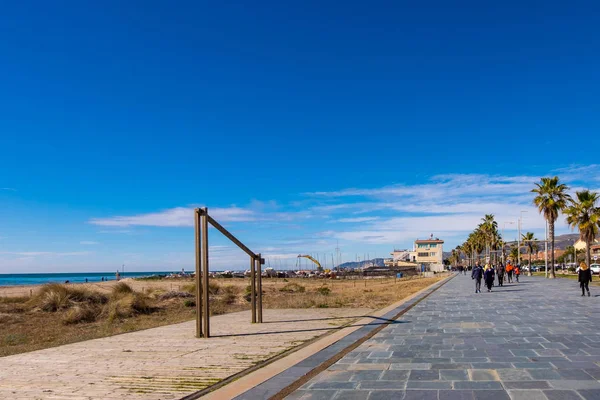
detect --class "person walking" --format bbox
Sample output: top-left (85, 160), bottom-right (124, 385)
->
top-left (578, 262), bottom-right (592, 297)
top-left (484, 264), bottom-right (495, 292)
top-left (515, 265), bottom-right (520, 283)
top-left (497, 262), bottom-right (505, 287)
top-left (506, 262), bottom-right (513, 284)
top-left (472, 263), bottom-right (483, 293)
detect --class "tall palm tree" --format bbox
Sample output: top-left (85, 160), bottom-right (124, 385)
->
top-left (472, 229), bottom-right (486, 264)
top-left (565, 190), bottom-right (600, 267)
top-left (480, 214), bottom-right (498, 262)
top-left (521, 232), bottom-right (538, 276)
top-left (509, 243), bottom-right (519, 262)
top-left (460, 242), bottom-right (472, 267)
top-left (532, 176), bottom-right (571, 278)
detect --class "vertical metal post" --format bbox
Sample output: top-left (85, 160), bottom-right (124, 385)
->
top-left (201, 207), bottom-right (210, 337)
top-left (250, 255), bottom-right (256, 323)
top-left (257, 253), bottom-right (263, 323)
top-left (194, 209), bottom-right (203, 338)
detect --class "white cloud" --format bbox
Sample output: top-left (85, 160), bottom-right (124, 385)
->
top-left (1, 187), bottom-right (17, 191)
top-left (80, 241), bottom-right (99, 245)
top-left (0, 251), bottom-right (90, 257)
top-left (335, 217), bottom-right (380, 223)
top-left (89, 206), bottom-right (256, 227)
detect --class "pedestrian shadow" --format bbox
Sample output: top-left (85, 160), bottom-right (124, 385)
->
top-left (212, 319), bottom-right (409, 338)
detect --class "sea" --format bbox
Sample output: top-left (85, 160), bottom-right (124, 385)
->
top-left (0, 272), bottom-right (182, 286)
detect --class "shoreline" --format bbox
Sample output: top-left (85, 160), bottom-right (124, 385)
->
top-left (0, 277), bottom-right (194, 298)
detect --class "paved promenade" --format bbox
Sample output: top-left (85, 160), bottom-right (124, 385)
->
top-left (0, 307), bottom-right (371, 399)
top-left (289, 274), bottom-right (600, 400)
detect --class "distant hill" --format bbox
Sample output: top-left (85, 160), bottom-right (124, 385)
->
top-left (338, 258), bottom-right (385, 269)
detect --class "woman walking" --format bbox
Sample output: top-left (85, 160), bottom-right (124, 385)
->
top-left (578, 262), bottom-right (592, 297)
top-left (497, 262), bottom-right (505, 287)
top-left (484, 264), bottom-right (495, 292)
top-left (514, 265), bottom-right (520, 283)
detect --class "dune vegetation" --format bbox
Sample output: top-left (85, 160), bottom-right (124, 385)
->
top-left (0, 275), bottom-right (442, 357)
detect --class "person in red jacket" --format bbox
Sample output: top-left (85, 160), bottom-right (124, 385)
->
top-left (506, 263), bottom-right (514, 283)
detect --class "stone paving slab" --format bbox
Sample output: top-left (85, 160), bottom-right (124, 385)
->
top-left (0, 308), bottom-right (371, 399)
top-left (286, 275), bottom-right (600, 400)
top-left (233, 275), bottom-right (453, 400)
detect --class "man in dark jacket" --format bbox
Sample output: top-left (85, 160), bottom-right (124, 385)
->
top-left (471, 263), bottom-right (483, 293)
top-left (497, 262), bottom-right (505, 287)
top-left (578, 262), bottom-right (592, 297)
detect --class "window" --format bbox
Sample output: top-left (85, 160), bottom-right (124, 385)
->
top-left (417, 243), bottom-right (428, 248)
top-left (429, 243), bottom-right (437, 248)
top-left (417, 252), bottom-right (429, 257)
top-left (430, 252), bottom-right (437, 257)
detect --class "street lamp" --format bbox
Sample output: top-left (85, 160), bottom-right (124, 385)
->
top-left (517, 211), bottom-right (527, 266)
top-left (502, 221), bottom-right (515, 263)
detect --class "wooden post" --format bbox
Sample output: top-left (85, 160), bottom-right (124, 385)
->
top-left (257, 253), bottom-right (263, 323)
top-left (251, 256), bottom-right (256, 323)
top-left (201, 207), bottom-right (210, 338)
top-left (194, 209), bottom-right (203, 338)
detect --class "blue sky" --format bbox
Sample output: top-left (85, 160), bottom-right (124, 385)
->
top-left (1, 1), bottom-right (600, 272)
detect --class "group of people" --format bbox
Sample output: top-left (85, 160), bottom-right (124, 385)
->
top-left (468, 260), bottom-right (594, 297)
top-left (470, 262), bottom-right (520, 293)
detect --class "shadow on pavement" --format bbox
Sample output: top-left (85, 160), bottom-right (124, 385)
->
top-left (212, 320), bottom-right (409, 338)
top-left (261, 315), bottom-right (397, 324)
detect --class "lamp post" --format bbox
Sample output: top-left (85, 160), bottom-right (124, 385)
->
top-left (517, 211), bottom-right (527, 266)
top-left (502, 221), bottom-right (515, 263)
top-left (545, 221), bottom-right (548, 278)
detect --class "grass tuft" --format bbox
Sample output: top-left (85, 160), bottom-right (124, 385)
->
top-left (111, 282), bottom-right (134, 297)
top-left (279, 283), bottom-right (306, 293)
top-left (63, 305), bottom-right (100, 325)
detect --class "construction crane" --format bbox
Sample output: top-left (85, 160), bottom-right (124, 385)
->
top-left (297, 254), bottom-right (323, 272)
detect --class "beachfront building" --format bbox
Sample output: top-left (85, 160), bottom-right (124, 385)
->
top-left (412, 235), bottom-right (445, 272)
top-left (384, 249), bottom-right (415, 268)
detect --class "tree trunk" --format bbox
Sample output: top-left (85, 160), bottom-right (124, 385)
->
top-left (529, 251), bottom-right (533, 276)
top-left (586, 239), bottom-right (591, 268)
top-left (550, 221), bottom-right (556, 279)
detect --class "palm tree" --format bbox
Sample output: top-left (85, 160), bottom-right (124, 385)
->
top-left (532, 177), bottom-right (571, 278)
top-left (460, 242), bottom-right (472, 268)
top-left (472, 229), bottom-right (486, 264)
top-left (480, 214), bottom-right (498, 262)
top-left (509, 243), bottom-right (519, 262)
top-left (521, 232), bottom-right (538, 276)
top-left (565, 190), bottom-right (600, 267)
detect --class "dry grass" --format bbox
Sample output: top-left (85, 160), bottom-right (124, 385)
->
top-left (0, 274), bottom-right (444, 357)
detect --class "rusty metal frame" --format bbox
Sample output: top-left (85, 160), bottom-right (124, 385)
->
top-left (194, 207), bottom-right (264, 338)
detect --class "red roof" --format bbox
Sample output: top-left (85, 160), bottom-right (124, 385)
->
top-left (415, 239), bottom-right (444, 243)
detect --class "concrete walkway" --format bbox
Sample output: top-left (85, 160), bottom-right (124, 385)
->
top-left (0, 307), bottom-right (371, 400)
top-left (288, 274), bottom-right (600, 400)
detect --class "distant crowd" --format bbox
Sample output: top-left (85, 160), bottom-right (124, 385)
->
top-left (455, 261), bottom-right (592, 296)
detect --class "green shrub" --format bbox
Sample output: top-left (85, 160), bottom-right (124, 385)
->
top-left (184, 299), bottom-right (196, 307)
top-left (279, 283), bottom-right (306, 293)
top-left (316, 287), bottom-right (331, 296)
